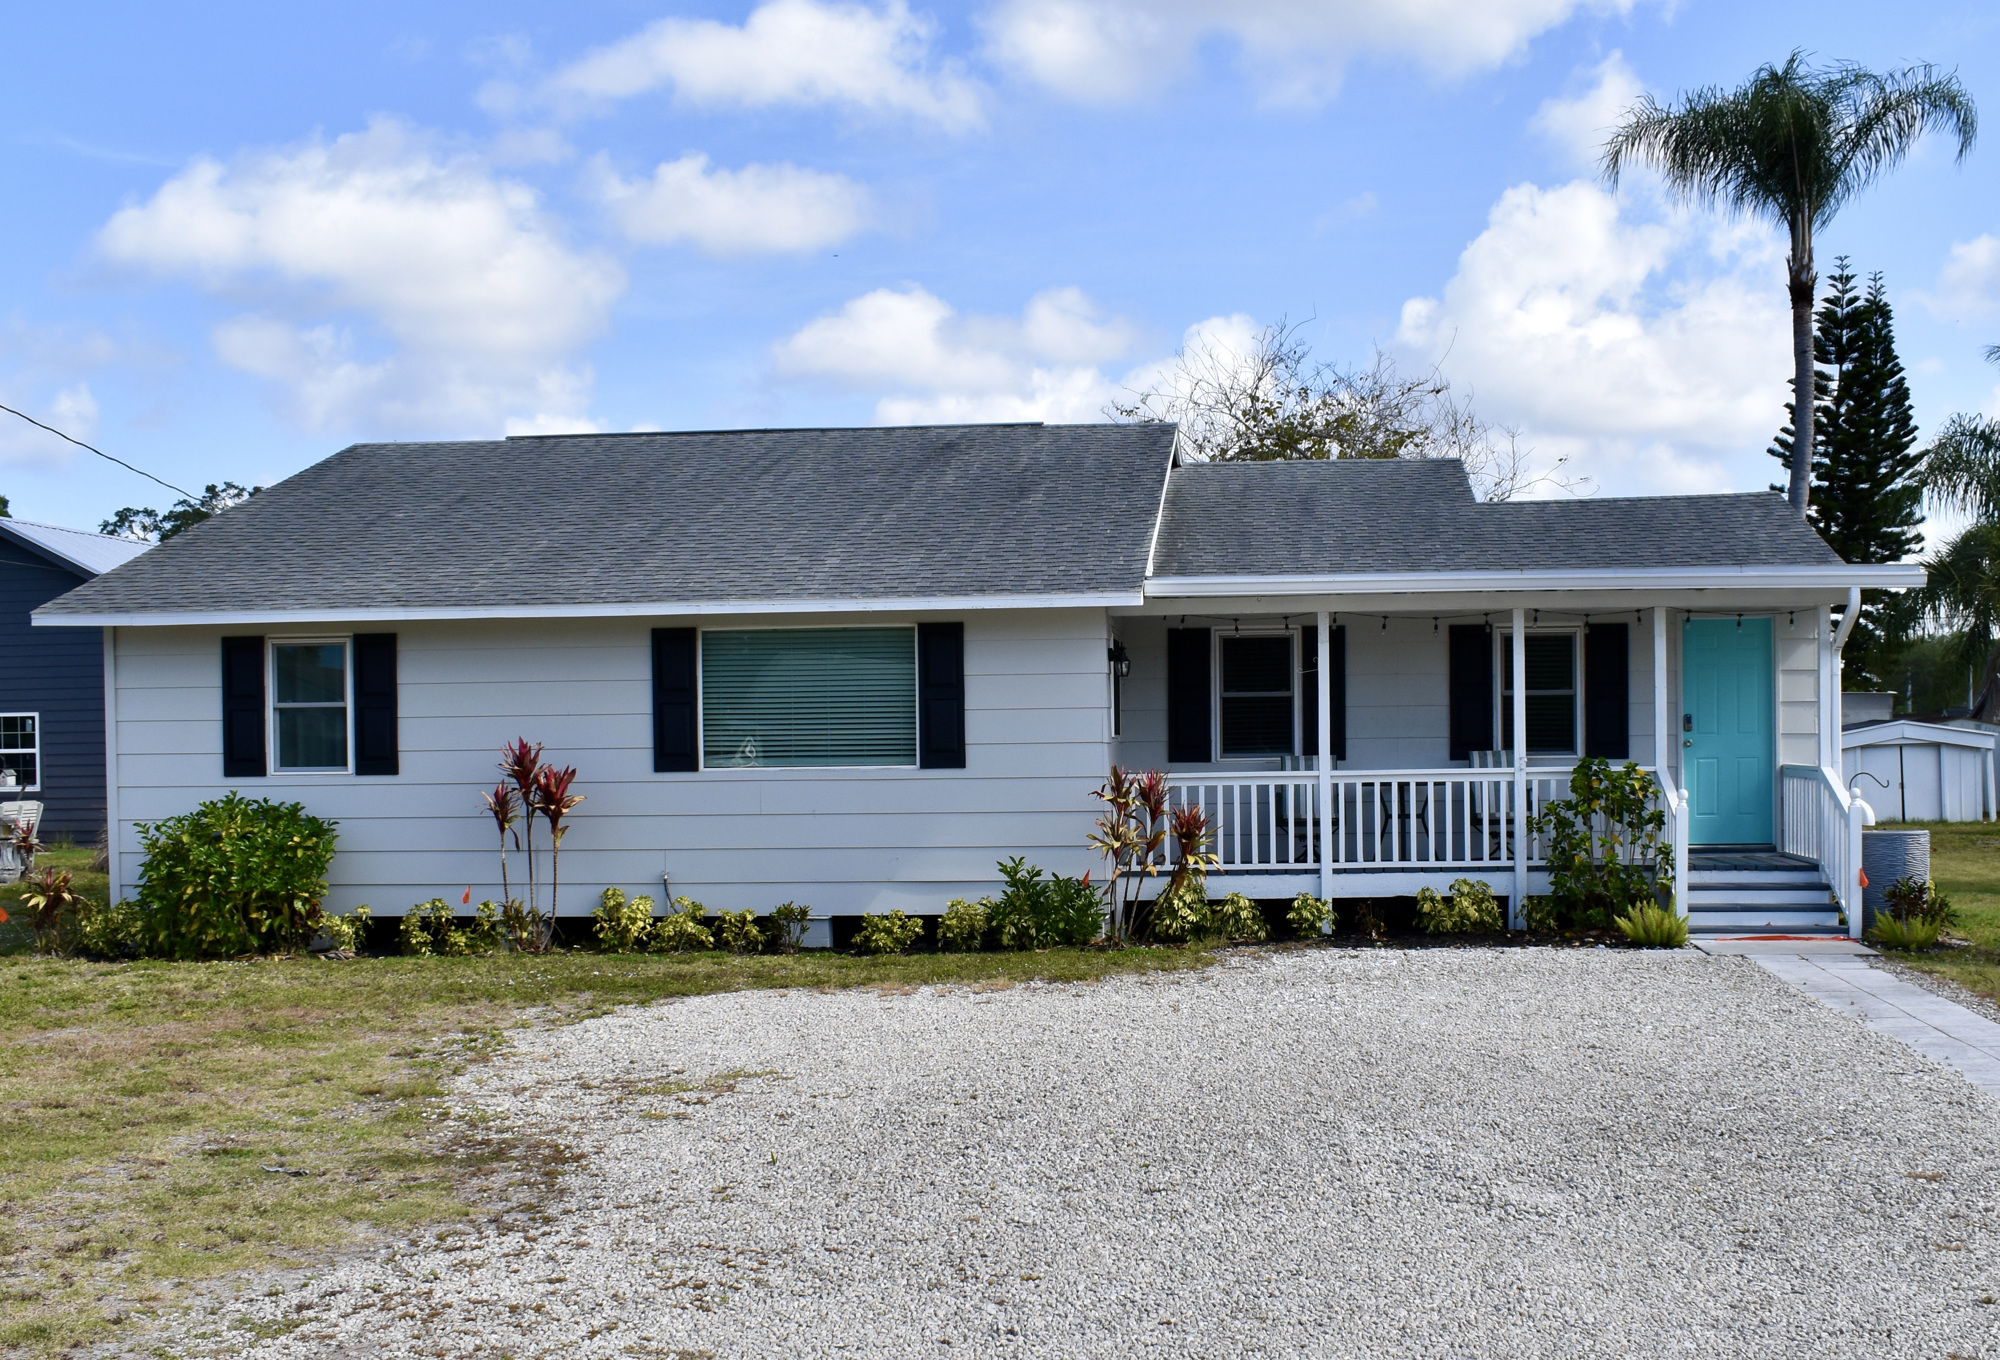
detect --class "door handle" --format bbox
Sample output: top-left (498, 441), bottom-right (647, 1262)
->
top-left (1683, 738), bottom-right (1693, 748)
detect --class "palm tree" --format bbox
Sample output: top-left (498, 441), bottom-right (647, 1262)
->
top-left (1603, 54), bottom-right (1975, 517)
top-left (1916, 346), bottom-right (2000, 709)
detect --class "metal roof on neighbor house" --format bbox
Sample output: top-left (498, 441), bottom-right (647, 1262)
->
top-left (1148, 458), bottom-right (1857, 580)
top-left (36, 424), bottom-right (1176, 620)
top-left (0, 517), bottom-right (151, 578)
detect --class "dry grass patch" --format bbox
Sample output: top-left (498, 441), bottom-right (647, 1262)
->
top-left (0, 930), bottom-right (1206, 1355)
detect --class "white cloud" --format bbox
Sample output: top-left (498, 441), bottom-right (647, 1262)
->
top-left (0, 380), bottom-right (99, 467)
top-left (982, 0), bottom-right (1639, 106)
top-left (97, 119), bottom-right (623, 434)
top-left (546, 0), bottom-right (982, 129)
top-left (1397, 179), bottom-right (1793, 496)
top-left (1918, 234), bottom-right (2000, 321)
top-left (591, 153), bottom-right (872, 255)
top-left (772, 284), bottom-right (1147, 421)
top-left (1530, 51), bottom-right (1643, 170)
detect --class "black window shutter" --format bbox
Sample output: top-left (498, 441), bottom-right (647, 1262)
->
top-left (1329, 625), bottom-right (1347, 761)
top-left (652, 628), bottom-right (698, 772)
top-left (1300, 627), bottom-right (1317, 757)
top-left (221, 636), bottom-right (266, 778)
top-left (918, 622), bottom-right (966, 769)
top-left (353, 633), bottom-right (399, 776)
top-left (1166, 627), bottom-right (1212, 764)
top-left (1583, 623), bottom-right (1630, 760)
top-left (1448, 625), bottom-right (1493, 761)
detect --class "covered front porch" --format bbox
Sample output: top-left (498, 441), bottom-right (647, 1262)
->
top-left (1111, 594), bottom-right (1873, 936)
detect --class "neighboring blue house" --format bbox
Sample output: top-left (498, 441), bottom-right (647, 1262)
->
top-left (0, 518), bottom-right (149, 838)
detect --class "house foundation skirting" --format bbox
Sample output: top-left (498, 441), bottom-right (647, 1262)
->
top-left (1137, 869), bottom-right (1556, 901)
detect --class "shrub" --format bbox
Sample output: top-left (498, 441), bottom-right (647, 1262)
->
top-left (1418, 878), bottom-right (1503, 934)
top-left (593, 887), bottom-right (655, 953)
top-left (1287, 893), bottom-right (1333, 936)
top-left (768, 902), bottom-right (812, 954)
top-left (315, 905), bottom-right (374, 955)
top-left (1212, 892), bottom-right (1267, 942)
top-left (854, 909), bottom-right (923, 955)
top-left (715, 908), bottom-right (765, 955)
top-left (1613, 903), bottom-right (1689, 948)
top-left (400, 899), bottom-right (501, 957)
top-left (1530, 759), bottom-right (1671, 931)
top-left (987, 857), bottom-right (1047, 950)
top-left (1044, 873), bottom-right (1104, 946)
top-left (1871, 913), bottom-right (1944, 951)
top-left (76, 899), bottom-right (146, 958)
top-left (132, 793), bottom-right (338, 958)
top-left (939, 897), bottom-right (990, 952)
top-left (19, 868), bottom-right (83, 953)
top-left (650, 897), bottom-right (714, 953)
top-left (1150, 873), bottom-right (1211, 943)
top-left (1870, 877), bottom-right (1953, 950)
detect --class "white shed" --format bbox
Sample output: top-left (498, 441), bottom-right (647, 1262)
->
top-left (1841, 719), bottom-right (1997, 822)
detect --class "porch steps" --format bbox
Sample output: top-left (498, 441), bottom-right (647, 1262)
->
top-left (1685, 852), bottom-right (1845, 936)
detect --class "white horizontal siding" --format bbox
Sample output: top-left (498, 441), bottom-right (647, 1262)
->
top-left (109, 610), bottom-right (1113, 916)
top-left (1776, 612), bottom-right (1820, 769)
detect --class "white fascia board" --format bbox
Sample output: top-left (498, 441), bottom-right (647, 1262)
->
top-left (1143, 564), bottom-right (1926, 598)
top-left (1843, 720), bottom-right (1998, 750)
top-left (31, 591), bottom-right (1143, 628)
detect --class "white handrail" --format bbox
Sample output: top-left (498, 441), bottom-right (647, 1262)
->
top-left (1778, 764), bottom-right (1871, 938)
top-left (1654, 765), bottom-right (1690, 918)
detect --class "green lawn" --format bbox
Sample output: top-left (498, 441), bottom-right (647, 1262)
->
top-left (1875, 821), bottom-right (2000, 1001)
top-left (0, 890), bottom-right (1211, 1356)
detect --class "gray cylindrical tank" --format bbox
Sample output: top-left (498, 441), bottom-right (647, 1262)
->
top-left (1862, 829), bottom-right (1931, 933)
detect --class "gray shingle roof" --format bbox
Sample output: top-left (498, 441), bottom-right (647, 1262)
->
top-left (41, 424), bottom-right (1176, 618)
top-left (1149, 458), bottom-right (1845, 577)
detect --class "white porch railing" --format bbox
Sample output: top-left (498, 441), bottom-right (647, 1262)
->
top-left (1779, 764), bottom-right (1874, 939)
top-left (1165, 767), bottom-right (1672, 875)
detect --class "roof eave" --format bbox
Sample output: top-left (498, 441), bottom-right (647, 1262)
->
top-left (32, 590), bottom-right (1148, 628)
top-left (1143, 563), bottom-right (1926, 598)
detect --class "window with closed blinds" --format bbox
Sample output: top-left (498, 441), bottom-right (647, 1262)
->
top-left (701, 627), bottom-right (917, 768)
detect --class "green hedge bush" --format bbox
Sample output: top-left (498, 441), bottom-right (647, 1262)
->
top-left (131, 793), bottom-right (338, 958)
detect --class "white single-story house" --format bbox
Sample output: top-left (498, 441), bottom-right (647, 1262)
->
top-left (35, 424), bottom-right (1920, 938)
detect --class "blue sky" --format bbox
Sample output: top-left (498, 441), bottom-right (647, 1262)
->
top-left (3, 0), bottom-right (1998, 529)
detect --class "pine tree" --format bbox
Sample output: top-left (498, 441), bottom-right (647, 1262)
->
top-left (1770, 260), bottom-right (1925, 688)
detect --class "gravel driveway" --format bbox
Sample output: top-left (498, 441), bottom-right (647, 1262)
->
top-left (191, 949), bottom-right (2000, 1358)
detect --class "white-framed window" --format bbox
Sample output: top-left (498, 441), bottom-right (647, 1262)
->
top-left (1218, 631), bottom-right (1296, 758)
top-left (1500, 630), bottom-right (1580, 755)
top-left (0, 713), bottom-right (39, 791)
top-left (270, 639), bottom-right (352, 772)
top-left (700, 626), bottom-right (917, 769)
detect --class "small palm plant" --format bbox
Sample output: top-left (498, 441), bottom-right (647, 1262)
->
top-left (19, 868), bottom-right (80, 954)
top-left (531, 763), bottom-right (583, 938)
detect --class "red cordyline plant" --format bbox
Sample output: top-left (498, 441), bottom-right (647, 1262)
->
top-left (482, 782), bottom-right (521, 904)
top-left (530, 762), bottom-right (583, 945)
top-left (1089, 766), bottom-right (1171, 940)
top-left (477, 740), bottom-right (583, 953)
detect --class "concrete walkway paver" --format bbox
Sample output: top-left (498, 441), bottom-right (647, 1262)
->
top-left (1734, 943), bottom-right (2000, 1098)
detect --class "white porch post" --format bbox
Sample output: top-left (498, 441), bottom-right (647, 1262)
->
top-left (1652, 607), bottom-right (1670, 776)
top-left (1511, 607), bottom-right (1528, 928)
top-left (1316, 610), bottom-right (1332, 912)
top-left (1818, 604), bottom-right (1836, 769)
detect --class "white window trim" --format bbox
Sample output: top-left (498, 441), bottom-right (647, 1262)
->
top-left (696, 623), bottom-right (921, 772)
top-left (0, 711), bottom-right (40, 793)
top-left (1214, 628), bottom-right (1299, 761)
top-left (268, 637), bottom-right (354, 775)
top-left (1498, 627), bottom-right (1582, 758)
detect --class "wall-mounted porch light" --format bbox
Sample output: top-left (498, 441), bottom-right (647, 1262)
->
top-left (1108, 640), bottom-right (1132, 678)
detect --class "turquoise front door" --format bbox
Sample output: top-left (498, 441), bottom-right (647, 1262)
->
top-left (1683, 617), bottom-right (1774, 845)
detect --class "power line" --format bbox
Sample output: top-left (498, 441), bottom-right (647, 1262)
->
top-left (0, 402), bottom-right (194, 499)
